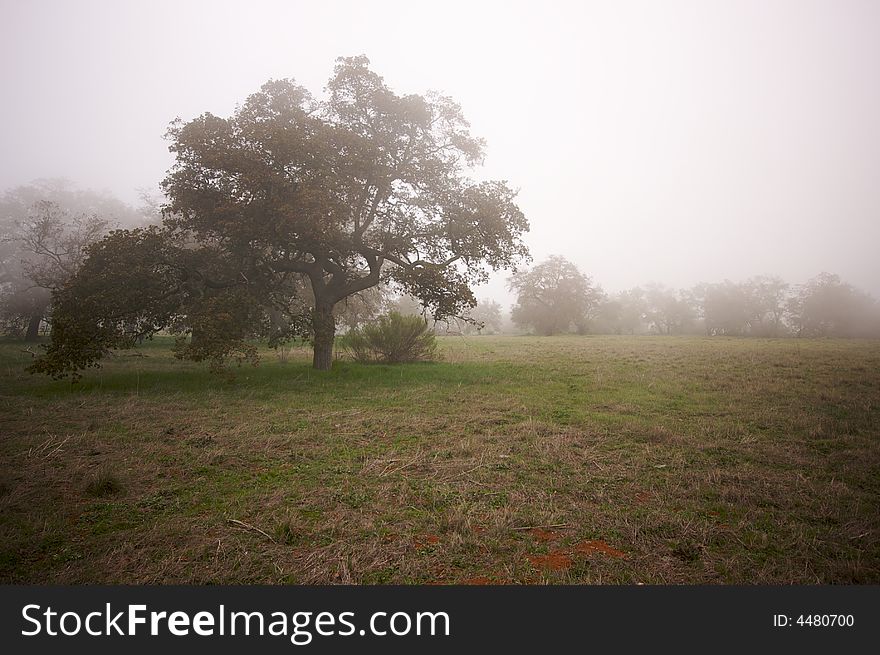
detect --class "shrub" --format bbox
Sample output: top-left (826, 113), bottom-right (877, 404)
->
top-left (342, 312), bottom-right (436, 363)
top-left (85, 467), bottom-right (123, 497)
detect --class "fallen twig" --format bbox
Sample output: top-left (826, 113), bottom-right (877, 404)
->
top-left (511, 523), bottom-right (574, 532)
top-left (227, 518), bottom-right (276, 543)
top-left (439, 454), bottom-right (486, 482)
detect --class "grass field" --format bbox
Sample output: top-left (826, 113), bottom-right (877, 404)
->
top-left (1, 335), bottom-right (878, 584)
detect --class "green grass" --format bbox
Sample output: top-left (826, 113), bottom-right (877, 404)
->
top-left (1, 335), bottom-right (878, 583)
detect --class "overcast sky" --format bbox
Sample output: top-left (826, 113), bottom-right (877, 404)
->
top-left (2, 0), bottom-right (879, 302)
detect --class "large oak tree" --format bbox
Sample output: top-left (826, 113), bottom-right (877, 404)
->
top-left (33, 57), bottom-right (529, 377)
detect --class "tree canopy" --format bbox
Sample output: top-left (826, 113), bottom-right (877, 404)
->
top-left (508, 255), bottom-right (601, 336)
top-left (31, 56), bottom-right (529, 377)
top-left (787, 273), bottom-right (880, 337)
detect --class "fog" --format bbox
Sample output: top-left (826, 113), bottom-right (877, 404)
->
top-left (3, 0), bottom-right (879, 302)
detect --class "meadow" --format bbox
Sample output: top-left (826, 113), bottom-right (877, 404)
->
top-left (1, 335), bottom-right (878, 584)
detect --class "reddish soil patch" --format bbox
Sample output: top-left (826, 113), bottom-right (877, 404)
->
top-left (413, 534), bottom-right (441, 550)
top-left (634, 491), bottom-right (653, 503)
top-left (572, 540), bottom-right (626, 558)
top-left (528, 551), bottom-right (573, 571)
top-left (528, 528), bottom-right (561, 542)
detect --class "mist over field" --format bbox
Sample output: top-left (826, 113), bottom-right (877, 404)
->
top-left (2, 0), bottom-right (879, 303)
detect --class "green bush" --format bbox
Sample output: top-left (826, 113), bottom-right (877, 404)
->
top-left (342, 312), bottom-right (436, 363)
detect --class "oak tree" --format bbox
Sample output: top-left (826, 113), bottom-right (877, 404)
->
top-left (33, 56), bottom-right (529, 377)
top-left (508, 256), bottom-right (600, 335)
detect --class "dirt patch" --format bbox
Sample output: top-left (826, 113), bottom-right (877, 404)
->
top-left (528, 528), bottom-right (561, 542)
top-left (413, 534), bottom-right (441, 550)
top-left (528, 551), bottom-right (573, 570)
top-left (572, 540), bottom-right (626, 558)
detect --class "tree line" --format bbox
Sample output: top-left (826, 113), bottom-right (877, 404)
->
top-left (506, 255), bottom-right (880, 338)
top-left (4, 184), bottom-right (877, 370)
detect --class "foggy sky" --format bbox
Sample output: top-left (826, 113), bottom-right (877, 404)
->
top-left (2, 0), bottom-right (879, 303)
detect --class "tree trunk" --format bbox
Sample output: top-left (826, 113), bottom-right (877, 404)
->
top-left (312, 303), bottom-right (336, 370)
top-left (25, 314), bottom-right (42, 342)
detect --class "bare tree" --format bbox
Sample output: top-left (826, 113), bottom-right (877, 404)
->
top-left (17, 201), bottom-right (110, 290)
top-left (1, 184), bottom-right (125, 340)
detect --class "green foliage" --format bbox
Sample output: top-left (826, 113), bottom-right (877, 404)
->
top-left (28, 227), bottom-right (183, 379)
top-left (386, 265), bottom-right (477, 322)
top-left (171, 287), bottom-right (263, 372)
top-left (28, 227), bottom-right (311, 379)
top-left (342, 312), bottom-right (436, 363)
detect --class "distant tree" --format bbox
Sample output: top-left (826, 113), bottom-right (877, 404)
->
top-left (16, 201), bottom-right (110, 291)
top-left (334, 286), bottom-right (387, 333)
top-left (468, 297), bottom-right (503, 334)
top-left (787, 273), bottom-right (879, 337)
top-left (383, 293), bottom-right (426, 319)
top-left (31, 56), bottom-right (529, 378)
top-left (1, 178), bottom-right (142, 225)
top-left (617, 287), bottom-right (648, 334)
top-left (0, 181), bottom-right (134, 340)
top-left (744, 275), bottom-right (788, 336)
top-left (134, 187), bottom-right (166, 226)
top-left (508, 255), bottom-right (600, 335)
top-left (0, 273), bottom-right (50, 341)
top-left (693, 277), bottom-right (790, 337)
top-left (592, 288), bottom-right (648, 335)
top-left (644, 284), bottom-right (697, 335)
top-left (699, 280), bottom-right (751, 336)
top-left (439, 297), bottom-right (504, 334)
top-left (592, 296), bottom-right (623, 334)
